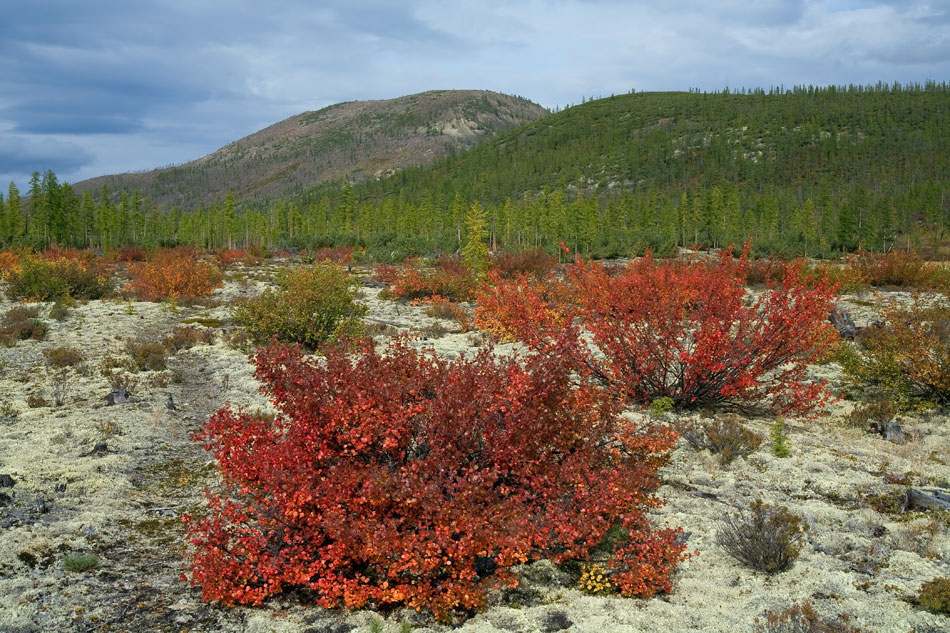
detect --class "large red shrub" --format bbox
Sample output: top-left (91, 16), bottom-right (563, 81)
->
top-left (480, 251), bottom-right (839, 416)
top-left (185, 337), bottom-right (686, 620)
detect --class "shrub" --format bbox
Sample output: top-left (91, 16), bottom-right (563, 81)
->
top-left (125, 338), bottom-right (170, 371)
top-left (475, 271), bottom-right (574, 342)
top-left (0, 306), bottom-right (47, 346)
top-left (770, 418), bottom-right (791, 458)
top-left (111, 246), bottom-right (147, 262)
top-left (847, 249), bottom-right (936, 289)
top-left (717, 500), bottom-right (807, 574)
top-left (485, 250), bottom-right (839, 416)
top-left (125, 249), bottom-right (223, 301)
top-left (311, 246), bottom-right (354, 265)
top-left (758, 601), bottom-right (867, 633)
top-left (0, 251), bottom-right (20, 278)
top-left (185, 337), bottom-right (687, 620)
top-left (674, 414), bottom-right (764, 465)
top-left (381, 256), bottom-right (478, 303)
top-left (232, 263), bottom-right (366, 349)
top-left (164, 325), bottom-right (215, 351)
top-left (43, 346), bottom-right (85, 369)
top-left (3, 251), bottom-right (114, 300)
top-left (838, 300), bottom-right (950, 409)
top-left (917, 577), bottom-right (950, 614)
top-left (489, 248), bottom-right (558, 279)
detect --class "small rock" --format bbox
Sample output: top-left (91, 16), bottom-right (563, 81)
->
top-left (106, 388), bottom-right (130, 405)
top-left (829, 310), bottom-right (857, 340)
top-left (883, 421), bottom-right (905, 443)
top-left (166, 395), bottom-right (177, 411)
top-left (0, 474), bottom-right (15, 488)
top-left (54, 482), bottom-right (66, 493)
top-left (85, 442), bottom-right (110, 457)
top-left (0, 492), bottom-right (12, 507)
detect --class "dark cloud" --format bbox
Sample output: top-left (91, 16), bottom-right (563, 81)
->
top-left (0, 135), bottom-right (94, 177)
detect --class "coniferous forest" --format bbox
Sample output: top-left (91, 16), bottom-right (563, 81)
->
top-left (2, 82), bottom-right (948, 260)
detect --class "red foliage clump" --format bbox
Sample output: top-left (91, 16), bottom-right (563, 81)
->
top-left (125, 248), bottom-right (223, 301)
top-left (489, 248), bottom-right (559, 279)
top-left (483, 250), bottom-right (839, 416)
top-left (311, 246), bottom-right (355, 265)
top-left (110, 246), bottom-right (148, 262)
top-left (184, 337), bottom-right (686, 620)
top-left (379, 256), bottom-right (477, 303)
top-left (475, 270), bottom-right (574, 342)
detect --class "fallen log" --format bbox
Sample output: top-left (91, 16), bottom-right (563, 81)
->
top-left (904, 488), bottom-right (950, 512)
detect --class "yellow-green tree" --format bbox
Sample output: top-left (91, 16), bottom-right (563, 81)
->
top-left (461, 201), bottom-right (489, 273)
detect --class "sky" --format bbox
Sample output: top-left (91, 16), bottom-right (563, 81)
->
top-left (1, 0), bottom-right (948, 191)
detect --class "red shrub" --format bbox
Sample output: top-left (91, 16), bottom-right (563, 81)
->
top-left (475, 271), bottom-right (574, 342)
top-left (488, 251), bottom-right (839, 416)
top-left (380, 257), bottom-right (477, 303)
top-left (489, 248), bottom-right (558, 279)
top-left (311, 246), bottom-right (354, 265)
top-left (110, 246), bottom-right (148, 262)
top-left (184, 338), bottom-right (686, 620)
top-left (214, 249), bottom-right (248, 269)
top-left (125, 249), bottom-right (223, 301)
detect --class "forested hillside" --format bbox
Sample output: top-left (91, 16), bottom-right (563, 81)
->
top-left (2, 83), bottom-right (948, 259)
top-left (71, 90), bottom-right (548, 210)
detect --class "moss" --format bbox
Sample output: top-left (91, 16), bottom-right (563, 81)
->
top-left (181, 317), bottom-right (223, 328)
top-left (62, 553), bottom-right (100, 572)
top-left (917, 577), bottom-right (950, 614)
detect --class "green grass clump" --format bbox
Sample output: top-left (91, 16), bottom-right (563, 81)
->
top-left (62, 553), bottom-right (100, 572)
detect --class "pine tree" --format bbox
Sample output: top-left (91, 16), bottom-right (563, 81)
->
top-left (460, 201), bottom-right (489, 273)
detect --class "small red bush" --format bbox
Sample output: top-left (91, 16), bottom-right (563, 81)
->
top-left (185, 337), bottom-right (686, 620)
top-left (379, 256), bottom-right (477, 303)
top-left (489, 248), bottom-right (558, 279)
top-left (475, 270), bottom-right (574, 341)
top-left (125, 249), bottom-right (222, 301)
top-left (110, 246), bottom-right (148, 262)
top-left (311, 246), bottom-right (355, 265)
top-left (485, 250), bottom-right (839, 416)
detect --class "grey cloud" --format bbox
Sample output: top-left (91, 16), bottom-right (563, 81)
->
top-left (0, 135), bottom-right (94, 177)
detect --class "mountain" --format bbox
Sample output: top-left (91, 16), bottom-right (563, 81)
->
top-left (73, 90), bottom-right (548, 209)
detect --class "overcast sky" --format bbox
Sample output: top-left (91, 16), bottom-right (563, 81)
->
top-left (1, 0), bottom-right (947, 191)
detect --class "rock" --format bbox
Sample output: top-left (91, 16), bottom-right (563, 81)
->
top-left (0, 474), bottom-right (15, 488)
top-left (106, 388), bottom-right (130, 405)
top-left (54, 482), bottom-right (66, 493)
top-left (84, 442), bottom-right (110, 457)
top-left (543, 611), bottom-right (573, 632)
top-left (829, 310), bottom-right (857, 340)
top-left (0, 492), bottom-right (11, 507)
top-left (166, 395), bottom-right (177, 411)
top-left (883, 421), bottom-right (905, 443)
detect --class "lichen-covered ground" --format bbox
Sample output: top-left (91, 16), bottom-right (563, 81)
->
top-left (0, 263), bottom-right (948, 633)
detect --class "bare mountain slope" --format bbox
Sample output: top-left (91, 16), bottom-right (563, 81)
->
top-left (75, 90), bottom-right (548, 208)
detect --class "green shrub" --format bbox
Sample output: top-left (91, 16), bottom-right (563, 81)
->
top-left (770, 418), bottom-right (791, 458)
top-left (717, 500), bottom-right (808, 574)
top-left (232, 263), bottom-right (366, 349)
top-left (918, 577), bottom-right (950, 614)
top-left (4, 253), bottom-right (113, 301)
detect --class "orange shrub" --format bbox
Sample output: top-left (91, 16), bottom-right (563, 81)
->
top-left (379, 256), bottom-right (477, 303)
top-left (847, 249), bottom-right (935, 289)
top-left (475, 271), bottom-right (574, 342)
top-left (125, 249), bottom-right (223, 301)
top-left (0, 251), bottom-right (19, 279)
